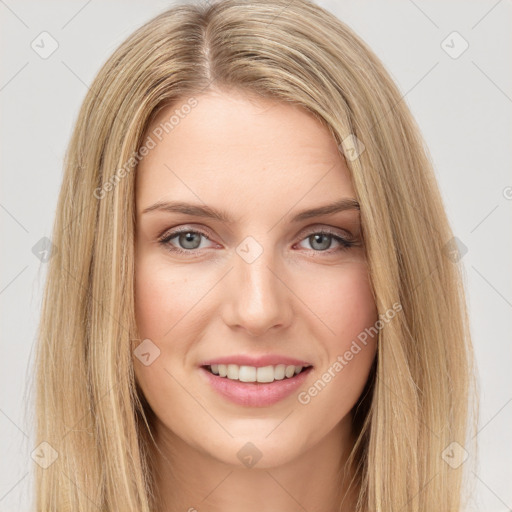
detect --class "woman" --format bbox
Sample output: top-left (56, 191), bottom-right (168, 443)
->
top-left (33, 0), bottom-right (477, 510)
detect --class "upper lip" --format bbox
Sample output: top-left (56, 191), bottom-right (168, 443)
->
top-left (200, 354), bottom-right (313, 368)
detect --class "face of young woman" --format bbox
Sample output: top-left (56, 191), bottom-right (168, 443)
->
top-left (134, 88), bottom-right (378, 469)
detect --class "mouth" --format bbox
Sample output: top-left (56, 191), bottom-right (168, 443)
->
top-left (200, 363), bottom-right (314, 407)
top-left (201, 363), bottom-right (313, 384)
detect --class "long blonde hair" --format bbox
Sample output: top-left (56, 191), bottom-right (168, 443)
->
top-left (31, 0), bottom-right (477, 510)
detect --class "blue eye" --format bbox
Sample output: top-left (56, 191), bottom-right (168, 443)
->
top-left (158, 229), bottom-right (215, 256)
top-left (166, 231), bottom-right (206, 250)
top-left (158, 227), bottom-right (355, 257)
top-left (298, 231), bottom-right (355, 252)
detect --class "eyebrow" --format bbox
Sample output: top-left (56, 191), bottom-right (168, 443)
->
top-left (141, 198), bottom-right (360, 223)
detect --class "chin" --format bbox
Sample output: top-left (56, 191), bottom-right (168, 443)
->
top-left (202, 429), bottom-right (310, 469)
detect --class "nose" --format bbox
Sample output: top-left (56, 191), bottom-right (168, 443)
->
top-left (221, 244), bottom-right (293, 337)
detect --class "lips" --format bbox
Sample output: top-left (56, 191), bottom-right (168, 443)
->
top-left (200, 354), bottom-right (312, 368)
top-left (200, 365), bottom-right (313, 407)
top-left (198, 354), bottom-right (314, 407)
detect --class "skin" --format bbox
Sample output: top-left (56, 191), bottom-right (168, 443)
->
top-left (133, 88), bottom-right (378, 512)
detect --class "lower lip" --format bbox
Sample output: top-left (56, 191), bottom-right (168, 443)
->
top-left (199, 366), bottom-right (313, 407)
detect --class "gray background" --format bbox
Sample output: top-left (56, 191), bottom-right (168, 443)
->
top-left (1, 1), bottom-right (511, 510)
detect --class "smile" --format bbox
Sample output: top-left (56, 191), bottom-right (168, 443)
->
top-left (200, 364), bottom-right (314, 407)
top-left (205, 363), bottom-right (312, 383)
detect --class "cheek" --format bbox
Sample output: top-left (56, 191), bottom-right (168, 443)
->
top-left (133, 255), bottom-right (196, 417)
top-left (133, 254), bottom-right (192, 387)
top-left (134, 266), bottom-right (169, 340)
top-left (328, 263), bottom-right (378, 372)
top-left (334, 267), bottom-right (377, 343)
top-left (134, 253), bottom-right (194, 341)
top-left (301, 260), bottom-right (377, 342)
top-left (296, 261), bottom-right (377, 404)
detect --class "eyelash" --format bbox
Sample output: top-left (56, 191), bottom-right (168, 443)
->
top-left (157, 227), bottom-right (356, 257)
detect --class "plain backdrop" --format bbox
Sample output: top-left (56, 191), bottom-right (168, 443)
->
top-left (1, 1), bottom-right (511, 510)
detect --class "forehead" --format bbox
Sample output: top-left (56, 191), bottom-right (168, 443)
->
top-left (135, 89), bottom-right (355, 215)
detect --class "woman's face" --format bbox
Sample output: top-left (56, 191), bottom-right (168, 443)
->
top-left (134, 88), bottom-right (378, 468)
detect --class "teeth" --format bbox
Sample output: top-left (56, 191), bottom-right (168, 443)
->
top-left (227, 364), bottom-right (239, 380)
top-left (208, 364), bottom-right (308, 383)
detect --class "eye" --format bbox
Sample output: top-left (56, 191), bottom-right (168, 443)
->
top-left (158, 228), bottom-right (215, 256)
top-left (295, 228), bottom-right (355, 253)
top-left (157, 226), bottom-right (357, 257)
